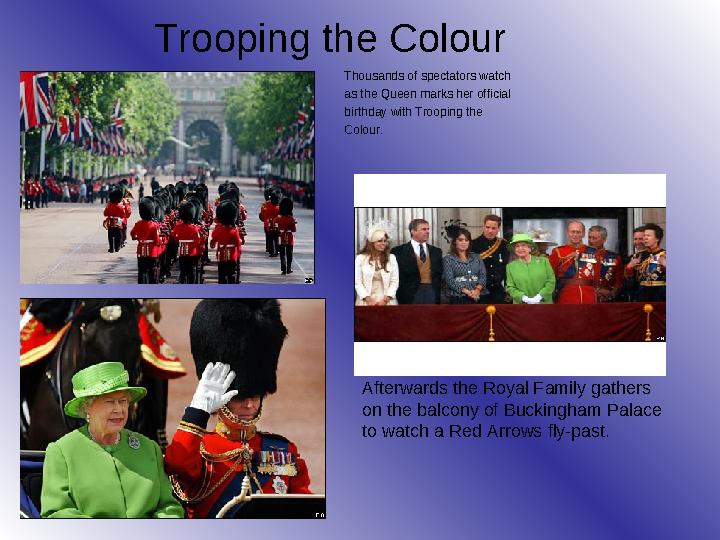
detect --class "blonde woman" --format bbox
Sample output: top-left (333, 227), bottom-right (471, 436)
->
top-left (355, 226), bottom-right (399, 306)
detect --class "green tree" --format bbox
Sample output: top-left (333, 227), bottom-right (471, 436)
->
top-left (225, 72), bottom-right (314, 155)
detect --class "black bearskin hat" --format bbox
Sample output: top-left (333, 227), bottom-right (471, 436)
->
top-left (138, 197), bottom-right (156, 221)
top-left (175, 181), bottom-right (188, 201)
top-left (190, 300), bottom-right (288, 398)
top-left (178, 201), bottom-right (194, 223)
top-left (29, 299), bottom-right (78, 329)
top-left (216, 200), bottom-right (238, 226)
top-left (279, 197), bottom-right (294, 216)
top-left (109, 187), bottom-right (123, 204)
top-left (219, 189), bottom-right (239, 205)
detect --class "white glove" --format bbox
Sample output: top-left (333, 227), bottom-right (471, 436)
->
top-left (190, 362), bottom-right (238, 414)
top-left (522, 295), bottom-right (531, 304)
top-left (531, 294), bottom-right (543, 304)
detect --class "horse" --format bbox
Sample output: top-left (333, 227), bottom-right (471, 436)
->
top-left (20, 299), bottom-right (169, 451)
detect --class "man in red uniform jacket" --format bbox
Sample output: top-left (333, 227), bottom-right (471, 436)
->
top-left (103, 187), bottom-right (126, 252)
top-left (170, 203), bottom-right (203, 284)
top-left (130, 197), bottom-right (165, 283)
top-left (211, 200), bottom-right (242, 284)
top-left (259, 190), bottom-right (280, 256)
top-left (165, 300), bottom-right (311, 518)
top-left (548, 220), bottom-right (598, 304)
top-left (275, 197), bottom-right (297, 275)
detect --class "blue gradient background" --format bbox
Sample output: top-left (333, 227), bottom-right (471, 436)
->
top-left (5, 0), bottom-right (719, 537)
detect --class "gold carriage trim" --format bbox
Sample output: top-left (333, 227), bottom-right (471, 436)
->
top-left (640, 281), bottom-right (666, 286)
top-left (20, 321), bottom-right (72, 368)
top-left (140, 344), bottom-right (187, 373)
top-left (479, 238), bottom-right (502, 259)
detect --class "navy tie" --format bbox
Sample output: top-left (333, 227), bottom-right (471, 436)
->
top-left (419, 244), bottom-right (427, 263)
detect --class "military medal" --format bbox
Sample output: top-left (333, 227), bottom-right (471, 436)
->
top-left (272, 476), bottom-right (288, 494)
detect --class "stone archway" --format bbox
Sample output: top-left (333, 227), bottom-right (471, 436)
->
top-left (176, 111), bottom-right (232, 175)
top-left (162, 72), bottom-right (250, 176)
top-left (185, 119), bottom-right (221, 168)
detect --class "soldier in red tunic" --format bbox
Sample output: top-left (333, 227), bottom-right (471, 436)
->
top-left (548, 220), bottom-right (598, 304)
top-left (164, 300), bottom-right (311, 518)
top-left (130, 197), bottom-right (164, 284)
top-left (210, 200), bottom-right (242, 284)
top-left (170, 202), bottom-right (203, 284)
top-left (259, 189), bottom-right (280, 257)
top-left (103, 187), bottom-right (126, 252)
top-left (587, 225), bottom-right (624, 302)
top-left (274, 197), bottom-right (297, 275)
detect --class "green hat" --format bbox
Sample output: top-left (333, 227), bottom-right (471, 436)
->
top-left (64, 362), bottom-right (147, 418)
top-left (508, 233), bottom-right (537, 249)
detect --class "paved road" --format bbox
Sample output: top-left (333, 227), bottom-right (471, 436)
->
top-left (20, 176), bottom-right (314, 284)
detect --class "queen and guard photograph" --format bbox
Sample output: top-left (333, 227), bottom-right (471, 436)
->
top-left (20, 298), bottom-right (325, 518)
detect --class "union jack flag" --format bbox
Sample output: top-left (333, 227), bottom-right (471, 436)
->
top-left (58, 115), bottom-right (71, 144)
top-left (111, 98), bottom-right (124, 133)
top-left (20, 71), bottom-right (54, 131)
top-left (80, 116), bottom-right (94, 138)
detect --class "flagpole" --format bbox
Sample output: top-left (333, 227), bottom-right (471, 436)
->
top-left (39, 125), bottom-right (47, 176)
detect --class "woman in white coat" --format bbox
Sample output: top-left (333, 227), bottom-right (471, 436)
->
top-left (355, 226), bottom-right (399, 306)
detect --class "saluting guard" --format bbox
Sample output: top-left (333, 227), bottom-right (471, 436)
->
top-left (164, 300), bottom-right (311, 518)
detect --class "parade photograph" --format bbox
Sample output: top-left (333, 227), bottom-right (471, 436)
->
top-left (20, 71), bottom-right (315, 284)
top-left (20, 298), bottom-right (325, 518)
top-left (354, 206), bottom-right (666, 342)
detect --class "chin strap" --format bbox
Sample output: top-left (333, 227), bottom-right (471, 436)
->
top-left (215, 399), bottom-right (263, 442)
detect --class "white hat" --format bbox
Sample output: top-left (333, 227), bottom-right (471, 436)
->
top-left (366, 219), bottom-right (395, 243)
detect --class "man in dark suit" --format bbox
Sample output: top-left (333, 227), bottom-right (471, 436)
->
top-left (391, 218), bottom-right (443, 304)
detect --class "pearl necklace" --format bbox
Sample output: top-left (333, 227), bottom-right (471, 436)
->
top-left (89, 429), bottom-right (120, 446)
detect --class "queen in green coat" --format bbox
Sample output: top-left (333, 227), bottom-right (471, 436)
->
top-left (505, 233), bottom-right (556, 304)
top-left (41, 362), bottom-right (184, 518)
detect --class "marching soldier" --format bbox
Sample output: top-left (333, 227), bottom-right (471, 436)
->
top-left (588, 225), bottom-right (624, 302)
top-left (130, 197), bottom-right (164, 284)
top-left (259, 189), bottom-right (280, 257)
top-left (103, 187), bottom-right (126, 252)
top-left (164, 300), bottom-right (311, 518)
top-left (470, 214), bottom-right (509, 303)
top-left (548, 220), bottom-right (598, 304)
top-left (275, 197), bottom-right (297, 275)
top-left (210, 200), bottom-right (242, 284)
top-left (625, 223), bottom-right (666, 301)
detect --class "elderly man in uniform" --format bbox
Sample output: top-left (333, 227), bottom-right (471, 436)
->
top-left (588, 225), bottom-right (624, 302)
top-left (548, 220), bottom-right (598, 304)
top-left (470, 214), bottom-right (509, 304)
top-left (164, 299), bottom-right (311, 518)
top-left (625, 224), bottom-right (666, 301)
